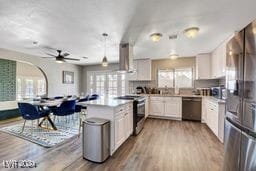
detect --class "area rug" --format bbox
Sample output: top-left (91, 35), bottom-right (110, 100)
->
top-left (0, 115), bottom-right (80, 148)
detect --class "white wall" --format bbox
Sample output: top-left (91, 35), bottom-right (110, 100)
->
top-left (0, 48), bottom-right (82, 97)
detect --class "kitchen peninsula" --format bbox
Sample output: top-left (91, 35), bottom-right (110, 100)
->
top-left (79, 97), bottom-right (133, 155)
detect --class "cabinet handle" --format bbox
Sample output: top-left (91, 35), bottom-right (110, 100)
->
top-left (120, 109), bottom-right (123, 112)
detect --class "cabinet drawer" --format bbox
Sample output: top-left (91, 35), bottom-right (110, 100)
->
top-left (164, 97), bottom-right (181, 102)
top-left (115, 105), bottom-right (126, 114)
top-left (150, 96), bottom-right (163, 101)
top-left (125, 103), bottom-right (133, 111)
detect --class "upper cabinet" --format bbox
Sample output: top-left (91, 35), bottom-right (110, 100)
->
top-left (195, 53), bottom-right (211, 80)
top-left (127, 59), bottom-right (152, 81)
top-left (210, 34), bottom-right (233, 79)
top-left (211, 42), bottom-right (226, 78)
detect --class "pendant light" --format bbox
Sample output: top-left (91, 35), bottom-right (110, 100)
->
top-left (102, 33), bottom-right (108, 67)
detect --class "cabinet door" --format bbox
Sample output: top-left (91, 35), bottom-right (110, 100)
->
top-left (211, 51), bottom-right (218, 78)
top-left (196, 54), bottom-right (211, 79)
top-left (137, 59), bottom-right (151, 80)
top-left (127, 60), bottom-right (137, 80)
top-left (164, 101), bottom-right (181, 118)
top-left (201, 98), bottom-right (207, 123)
top-left (150, 100), bottom-right (164, 116)
top-left (115, 114), bottom-right (125, 148)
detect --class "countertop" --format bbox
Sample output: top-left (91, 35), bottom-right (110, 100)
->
top-left (77, 97), bottom-right (133, 107)
top-left (134, 94), bottom-right (226, 104)
top-left (134, 93), bottom-right (203, 98)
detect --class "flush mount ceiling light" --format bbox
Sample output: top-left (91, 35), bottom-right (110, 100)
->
top-left (56, 58), bottom-right (65, 63)
top-left (150, 33), bottom-right (163, 42)
top-left (183, 27), bottom-right (200, 38)
top-left (170, 54), bottom-right (179, 60)
top-left (102, 33), bottom-right (108, 67)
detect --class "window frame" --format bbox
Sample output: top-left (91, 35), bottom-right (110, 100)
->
top-left (157, 67), bottom-right (194, 88)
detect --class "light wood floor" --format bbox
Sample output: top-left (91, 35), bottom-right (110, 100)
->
top-left (0, 119), bottom-right (224, 171)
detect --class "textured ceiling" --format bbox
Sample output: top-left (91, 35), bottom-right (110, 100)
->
top-left (0, 0), bottom-right (256, 65)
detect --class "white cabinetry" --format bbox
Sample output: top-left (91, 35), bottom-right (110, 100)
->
top-left (196, 53), bottom-right (211, 79)
top-left (210, 35), bottom-right (233, 79)
top-left (114, 103), bottom-right (133, 150)
top-left (149, 96), bottom-right (182, 120)
top-left (204, 98), bottom-right (225, 143)
top-left (127, 59), bottom-right (151, 81)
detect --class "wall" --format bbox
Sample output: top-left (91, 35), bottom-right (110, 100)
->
top-left (0, 48), bottom-right (82, 97)
top-left (81, 63), bottom-right (119, 94)
top-left (0, 59), bottom-right (16, 101)
top-left (17, 61), bottom-right (45, 77)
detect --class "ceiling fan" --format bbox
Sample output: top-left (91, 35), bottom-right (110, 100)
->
top-left (43, 50), bottom-right (80, 63)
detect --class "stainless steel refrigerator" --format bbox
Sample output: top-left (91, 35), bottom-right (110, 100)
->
top-left (224, 20), bottom-right (256, 171)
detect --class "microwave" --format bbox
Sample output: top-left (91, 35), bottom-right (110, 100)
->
top-left (211, 86), bottom-right (225, 99)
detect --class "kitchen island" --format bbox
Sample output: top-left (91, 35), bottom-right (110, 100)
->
top-left (78, 97), bottom-right (133, 155)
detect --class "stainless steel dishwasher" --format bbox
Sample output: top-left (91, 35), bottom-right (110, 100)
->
top-left (182, 97), bottom-right (202, 121)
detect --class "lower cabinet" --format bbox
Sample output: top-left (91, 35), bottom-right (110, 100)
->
top-left (149, 97), bottom-right (182, 119)
top-left (114, 104), bottom-right (133, 149)
top-left (204, 98), bottom-right (225, 143)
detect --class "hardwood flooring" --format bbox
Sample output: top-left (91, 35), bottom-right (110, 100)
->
top-left (0, 119), bottom-right (224, 171)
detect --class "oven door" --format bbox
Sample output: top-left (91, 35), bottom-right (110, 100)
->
top-left (137, 100), bottom-right (145, 122)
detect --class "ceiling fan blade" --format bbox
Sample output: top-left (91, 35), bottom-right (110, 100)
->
top-left (42, 56), bottom-right (55, 58)
top-left (63, 53), bottom-right (70, 57)
top-left (64, 58), bottom-right (80, 61)
top-left (45, 53), bottom-right (56, 57)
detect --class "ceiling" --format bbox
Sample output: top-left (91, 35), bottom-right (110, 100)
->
top-left (0, 0), bottom-right (256, 65)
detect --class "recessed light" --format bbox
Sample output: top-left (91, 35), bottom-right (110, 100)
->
top-left (184, 27), bottom-right (200, 38)
top-left (32, 41), bottom-right (38, 45)
top-left (150, 33), bottom-right (163, 42)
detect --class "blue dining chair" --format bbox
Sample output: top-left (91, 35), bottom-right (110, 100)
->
top-left (52, 100), bottom-right (76, 124)
top-left (89, 94), bottom-right (99, 100)
top-left (54, 96), bottom-right (64, 100)
top-left (18, 103), bottom-right (51, 133)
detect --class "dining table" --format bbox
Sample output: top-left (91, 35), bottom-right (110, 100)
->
top-left (21, 99), bottom-right (69, 130)
top-left (20, 97), bottom-right (88, 130)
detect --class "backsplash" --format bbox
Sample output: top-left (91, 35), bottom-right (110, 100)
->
top-left (129, 78), bottom-right (223, 94)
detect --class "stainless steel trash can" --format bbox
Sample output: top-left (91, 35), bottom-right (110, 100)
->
top-left (83, 118), bottom-right (110, 163)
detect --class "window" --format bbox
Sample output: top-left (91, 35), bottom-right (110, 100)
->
top-left (108, 74), bottom-right (118, 96)
top-left (16, 78), bottom-right (22, 100)
top-left (175, 68), bottom-right (193, 88)
top-left (87, 71), bottom-right (127, 97)
top-left (158, 70), bottom-right (174, 88)
top-left (25, 79), bottom-right (34, 98)
top-left (96, 74), bottom-right (105, 95)
top-left (158, 68), bottom-right (193, 88)
top-left (37, 80), bottom-right (46, 96)
top-left (16, 77), bottom-right (47, 100)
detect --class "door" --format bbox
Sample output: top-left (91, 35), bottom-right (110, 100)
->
top-left (243, 21), bottom-right (256, 132)
top-left (240, 132), bottom-right (256, 171)
top-left (223, 119), bottom-right (241, 171)
top-left (226, 30), bottom-right (244, 124)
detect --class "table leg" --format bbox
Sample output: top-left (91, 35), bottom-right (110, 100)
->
top-left (38, 117), bottom-right (47, 127)
top-left (47, 116), bottom-right (57, 130)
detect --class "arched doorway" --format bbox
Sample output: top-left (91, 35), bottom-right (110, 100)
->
top-left (16, 61), bottom-right (48, 100)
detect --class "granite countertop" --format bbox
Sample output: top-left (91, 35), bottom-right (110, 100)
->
top-left (136, 94), bottom-right (203, 98)
top-left (203, 96), bottom-right (226, 104)
top-left (77, 97), bottom-right (133, 107)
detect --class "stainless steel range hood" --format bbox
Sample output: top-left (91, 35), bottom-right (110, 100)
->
top-left (119, 43), bottom-right (135, 73)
